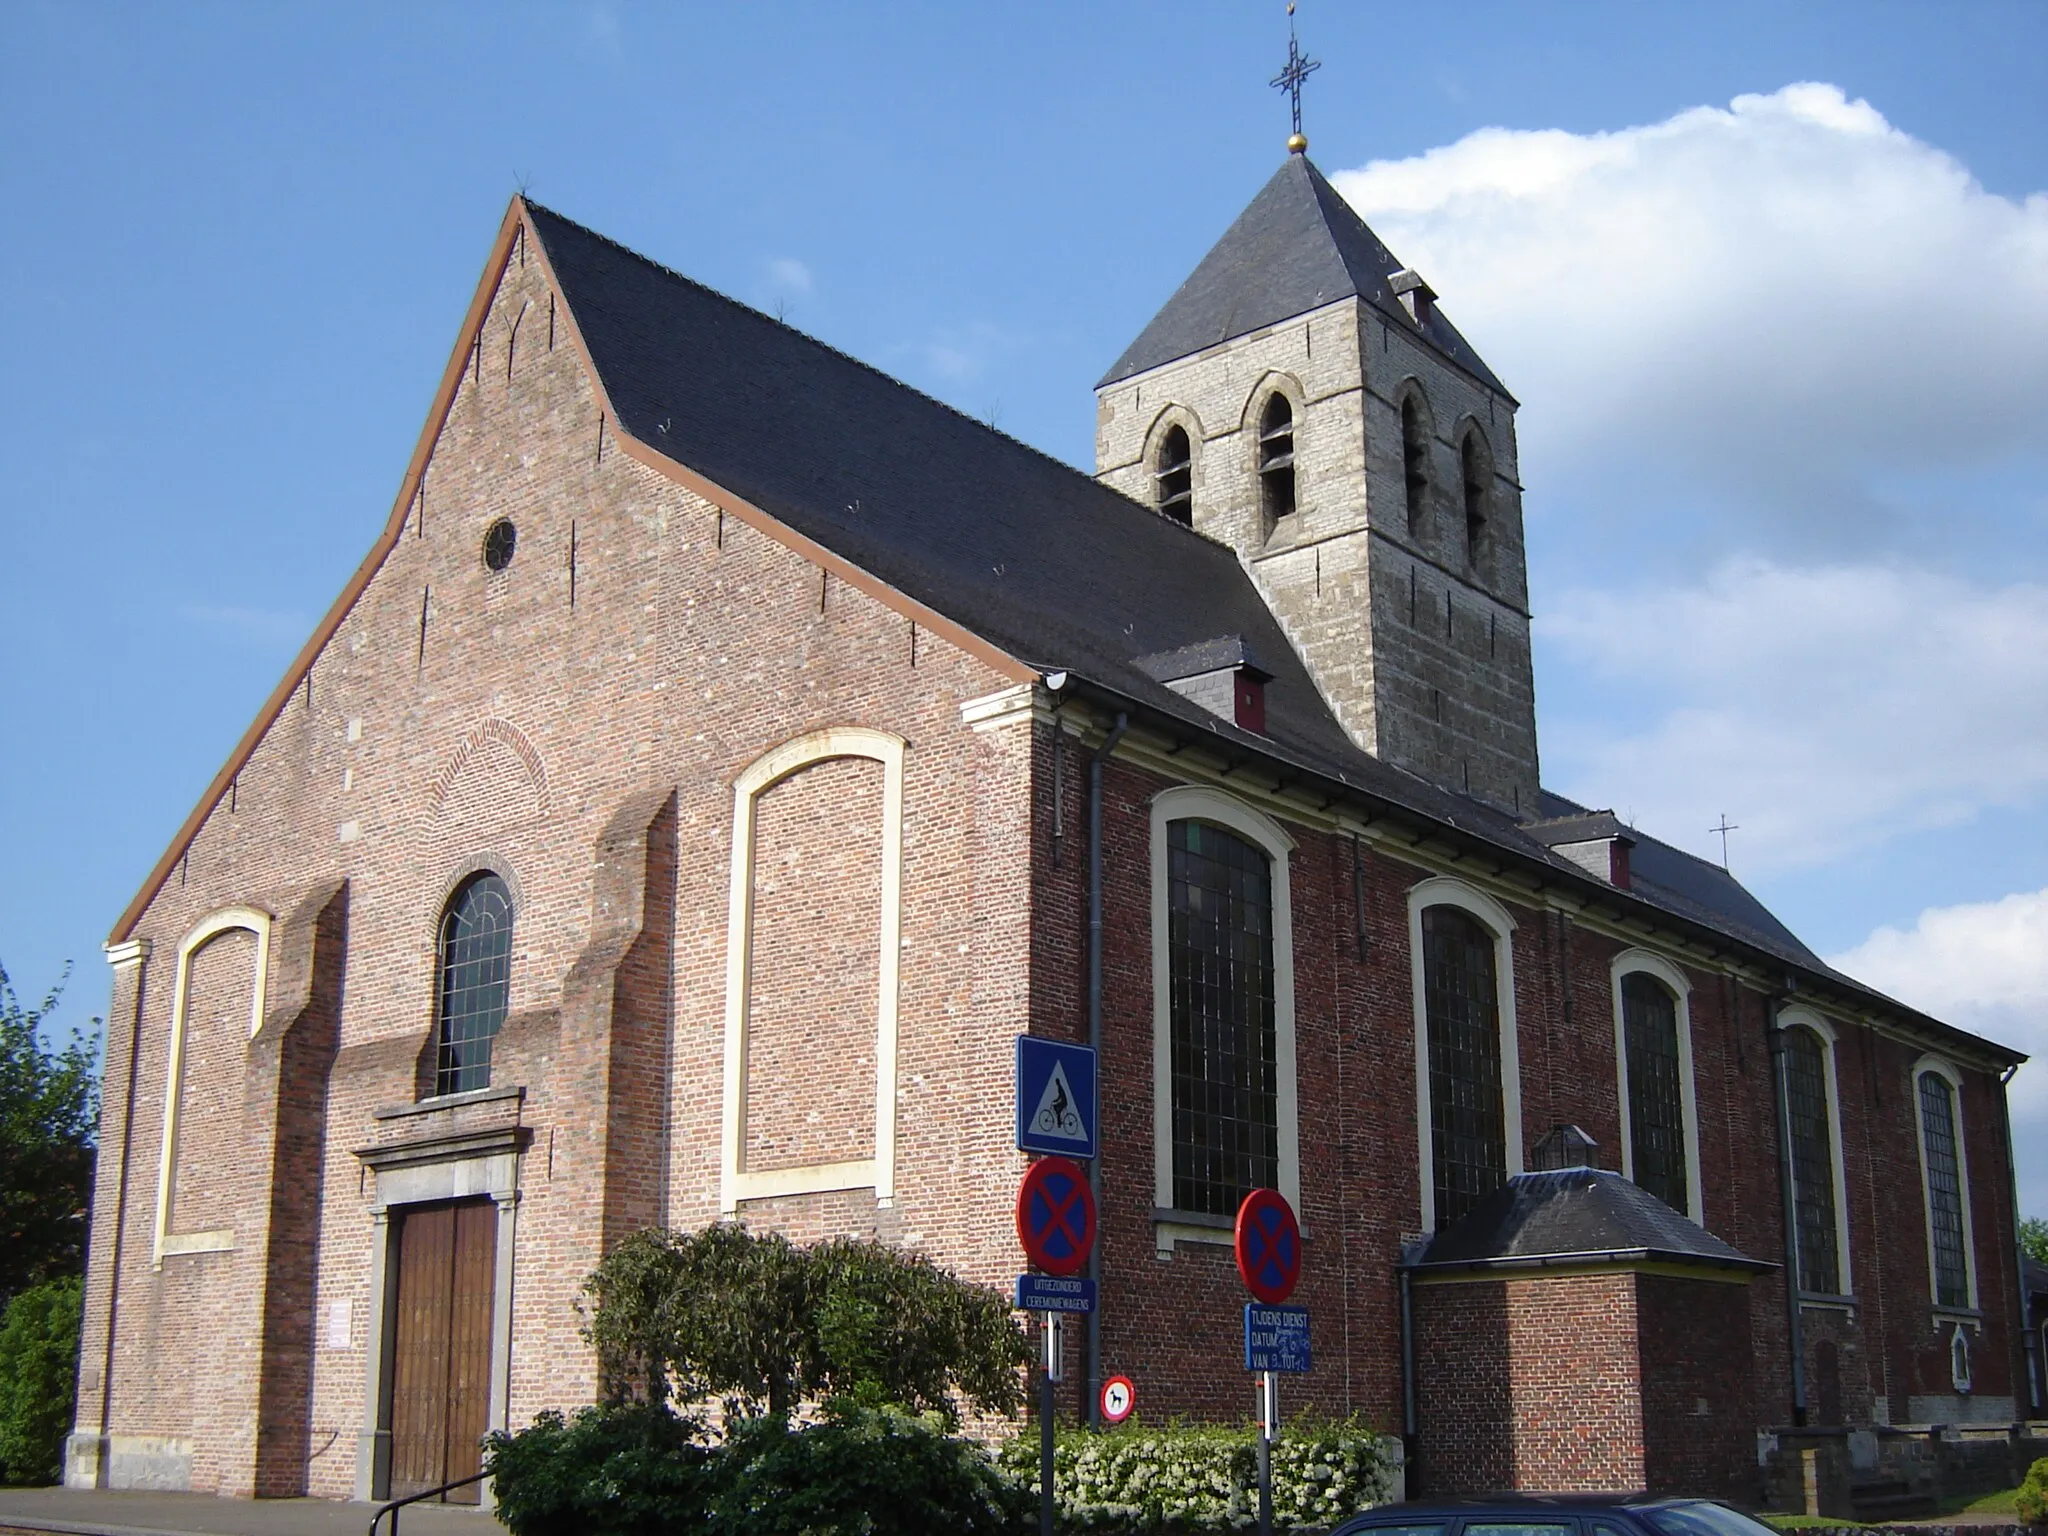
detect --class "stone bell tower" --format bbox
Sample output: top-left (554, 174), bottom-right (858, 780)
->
top-left (1093, 150), bottom-right (1540, 818)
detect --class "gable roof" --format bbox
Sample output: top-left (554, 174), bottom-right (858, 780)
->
top-left (1098, 154), bottom-right (1511, 396)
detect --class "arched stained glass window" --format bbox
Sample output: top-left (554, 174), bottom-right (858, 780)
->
top-left (1783, 1026), bottom-right (1841, 1295)
top-left (435, 873), bottom-right (513, 1097)
top-left (1621, 972), bottom-right (1688, 1214)
top-left (1155, 424), bottom-right (1193, 525)
top-left (1167, 819), bottom-right (1278, 1216)
top-left (1919, 1069), bottom-right (1970, 1308)
top-left (1423, 904), bottom-right (1507, 1226)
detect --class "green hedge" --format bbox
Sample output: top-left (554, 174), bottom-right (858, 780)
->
top-left (2015, 1456), bottom-right (2048, 1527)
top-left (0, 1276), bottom-right (82, 1487)
top-left (996, 1417), bottom-right (1401, 1532)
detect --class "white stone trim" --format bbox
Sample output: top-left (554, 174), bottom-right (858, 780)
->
top-left (103, 938), bottom-right (151, 971)
top-left (1610, 949), bottom-right (1705, 1223)
top-left (721, 727), bottom-right (905, 1212)
top-left (1408, 876), bottom-right (1524, 1233)
top-left (1780, 1007), bottom-right (1854, 1296)
top-left (154, 906), bottom-right (272, 1266)
top-left (1911, 1053), bottom-right (1979, 1310)
top-left (1149, 785), bottom-right (1301, 1224)
top-left (960, 682), bottom-right (1038, 732)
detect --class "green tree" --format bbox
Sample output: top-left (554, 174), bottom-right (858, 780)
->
top-left (583, 1223), bottom-right (1026, 1424)
top-left (0, 1275), bottom-right (84, 1485)
top-left (0, 963), bottom-right (99, 1307)
top-left (2021, 1216), bottom-right (2048, 1267)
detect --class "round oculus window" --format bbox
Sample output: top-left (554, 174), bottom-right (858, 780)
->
top-left (482, 519), bottom-right (517, 572)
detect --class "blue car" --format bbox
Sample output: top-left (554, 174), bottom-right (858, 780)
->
top-left (1332, 1494), bottom-right (1781, 1536)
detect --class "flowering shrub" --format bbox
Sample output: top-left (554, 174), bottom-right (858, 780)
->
top-left (996, 1417), bottom-right (1401, 1531)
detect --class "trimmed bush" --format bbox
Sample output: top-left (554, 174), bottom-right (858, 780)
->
top-left (483, 1402), bottom-right (713, 1536)
top-left (2015, 1456), bottom-right (2048, 1527)
top-left (714, 1400), bottom-right (1030, 1536)
top-left (0, 1275), bottom-right (83, 1487)
top-left (996, 1416), bottom-right (1401, 1532)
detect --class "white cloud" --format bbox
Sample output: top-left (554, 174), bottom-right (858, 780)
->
top-left (765, 257), bottom-right (813, 297)
top-left (1827, 888), bottom-right (2048, 1212)
top-left (1330, 84), bottom-right (2048, 550)
top-left (1540, 557), bottom-right (2048, 872)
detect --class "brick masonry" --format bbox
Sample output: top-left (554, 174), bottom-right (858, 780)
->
top-left (68, 200), bottom-right (2029, 1505)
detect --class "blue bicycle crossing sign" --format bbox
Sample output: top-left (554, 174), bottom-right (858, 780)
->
top-left (1015, 1038), bottom-right (1097, 1159)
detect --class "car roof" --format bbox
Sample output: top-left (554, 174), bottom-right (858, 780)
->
top-left (1347, 1494), bottom-right (1704, 1515)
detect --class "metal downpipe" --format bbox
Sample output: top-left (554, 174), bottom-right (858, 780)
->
top-left (1766, 983), bottom-right (1808, 1426)
top-left (1084, 710), bottom-right (1128, 1428)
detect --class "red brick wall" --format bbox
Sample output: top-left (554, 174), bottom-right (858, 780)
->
top-left (1637, 1275), bottom-right (1759, 1499)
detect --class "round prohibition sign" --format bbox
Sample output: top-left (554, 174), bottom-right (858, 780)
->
top-left (1233, 1187), bottom-right (1301, 1305)
top-left (1100, 1375), bottom-right (1136, 1425)
top-left (1015, 1156), bottom-right (1096, 1277)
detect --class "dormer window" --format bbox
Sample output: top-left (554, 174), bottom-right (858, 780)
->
top-left (1401, 395), bottom-right (1429, 532)
top-left (1258, 394), bottom-right (1295, 533)
top-left (1155, 424), bottom-right (1193, 525)
top-left (1461, 430), bottom-right (1489, 561)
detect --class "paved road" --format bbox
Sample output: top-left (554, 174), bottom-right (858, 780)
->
top-left (0, 1487), bottom-right (506, 1536)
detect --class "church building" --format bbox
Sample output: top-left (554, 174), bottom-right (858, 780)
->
top-left (67, 140), bottom-right (2034, 1509)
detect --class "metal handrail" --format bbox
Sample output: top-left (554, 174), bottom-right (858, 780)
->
top-left (367, 1469), bottom-right (488, 1535)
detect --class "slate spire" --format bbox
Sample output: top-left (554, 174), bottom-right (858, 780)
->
top-left (1098, 154), bottom-right (1508, 396)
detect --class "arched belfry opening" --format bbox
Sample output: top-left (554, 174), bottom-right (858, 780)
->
top-left (1154, 423), bottom-right (1193, 525)
top-left (1257, 393), bottom-right (1295, 536)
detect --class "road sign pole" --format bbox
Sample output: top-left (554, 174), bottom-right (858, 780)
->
top-left (1257, 1368), bottom-right (1276, 1536)
top-left (1039, 1313), bottom-right (1058, 1536)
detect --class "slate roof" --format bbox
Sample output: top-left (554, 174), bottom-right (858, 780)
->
top-left (1098, 155), bottom-right (1511, 395)
top-left (522, 198), bottom-right (2016, 1069)
top-left (1417, 1169), bottom-right (1774, 1274)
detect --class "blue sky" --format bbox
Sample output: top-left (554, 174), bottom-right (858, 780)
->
top-left (3, 4), bottom-right (2044, 1195)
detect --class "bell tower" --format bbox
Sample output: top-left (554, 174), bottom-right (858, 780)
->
top-left (1092, 147), bottom-right (1540, 817)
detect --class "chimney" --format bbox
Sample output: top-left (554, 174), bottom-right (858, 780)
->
top-left (1134, 636), bottom-right (1271, 734)
top-left (1389, 268), bottom-right (1437, 326)
top-left (1526, 811), bottom-right (1637, 891)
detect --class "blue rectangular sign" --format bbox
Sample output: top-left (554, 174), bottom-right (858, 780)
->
top-left (1243, 1303), bottom-right (1311, 1373)
top-left (1016, 1037), bottom-right (1097, 1159)
top-left (1016, 1275), bottom-right (1097, 1314)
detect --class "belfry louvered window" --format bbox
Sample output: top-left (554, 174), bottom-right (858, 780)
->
top-left (1783, 1026), bottom-right (1842, 1295)
top-left (1257, 394), bottom-right (1296, 532)
top-left (1918, 1069), bottom-right (1970, 1308)
top-left (1401, 395), bottom-right (1430, 531)
top-left (435, 873), bottom-right (514, 1097)
top-left (1168, 819), bottom-right (1279, 1216)
top-left (1622, 972), bottom-right (1689, 1214)
top-left (1460, 431), bottom-right (1489, 561)
top-left (1155, 424), bottom-right (1193, 525)
top-left (1423, 905), bottom-right (1507, 1227)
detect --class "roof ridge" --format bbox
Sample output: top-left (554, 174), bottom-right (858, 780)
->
top-left (519, 198), bottom-right (1241, 557)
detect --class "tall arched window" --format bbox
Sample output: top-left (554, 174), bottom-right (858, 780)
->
top-left (1916, 1062), bottom-right (1972, 1308)
top-left (1422, 904), bottom-right (1508, 1226)
top-left (1166, 819), bottom-right (1279, 1215)
top-left (1155, 424), bottom-right (1193, 525)
top-left (435, 872), bottom-right (514, 1097)
top-left (1257, 394), bottom-right (1295, 533)
top-left (1782, 1024), bottom-right (1842, 1295)
top-left (1621, 972), bottom-right (1688, 1213)
top-left (1401, 394), bottom-right (1430, 532)
top-left (1460, 430), bottom-right (1489, 561)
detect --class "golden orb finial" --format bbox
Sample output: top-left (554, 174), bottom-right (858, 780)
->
top-left (1288, 131), bottom-right (1309, 155)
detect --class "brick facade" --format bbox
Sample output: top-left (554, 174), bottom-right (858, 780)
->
top-left (68, 195), bottom-right (2028, 1508)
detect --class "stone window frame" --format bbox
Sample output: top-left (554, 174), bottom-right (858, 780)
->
top-left (1393, 378), bottom-right (1437, 538)
top-left (720, 726), bottom-right (905, 1213)
top-left (1144, 404), bottom-right (1203, 527)
top-left (1779, 1006), bottom-right (1855, 1299)
top-left (1149, 784), bottom-right (1300, 1253)
top-left (1911, 1053), bottom-right (1980, 1314)
top-left (154, 904), bottom-right (272, 1265)
top-left (1608, 949), bottom-right (1705, 1222)
top-left (1407, 876), bottom-right (1525, 1233)
top-left (1239, 372), bottom-right (1307, 545)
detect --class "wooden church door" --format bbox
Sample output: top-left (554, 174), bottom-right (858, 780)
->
top-left (388, 1200), bottom-right (496, 1502)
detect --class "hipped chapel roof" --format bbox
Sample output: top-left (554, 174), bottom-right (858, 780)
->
top-left (1417, 1169), bottom-right (1774, 1276)
top-left (1098, 154), bottom-right (1510, 394)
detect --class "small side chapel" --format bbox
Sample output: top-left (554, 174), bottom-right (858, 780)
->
top-left (68, 123), bottom-right (2031, 1510)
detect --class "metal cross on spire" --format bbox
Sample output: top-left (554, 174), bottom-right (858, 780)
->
top-left (1710, 813), bottom-right (1740, 870)
top-left (1270, 2), bottom-right (1321, 154)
